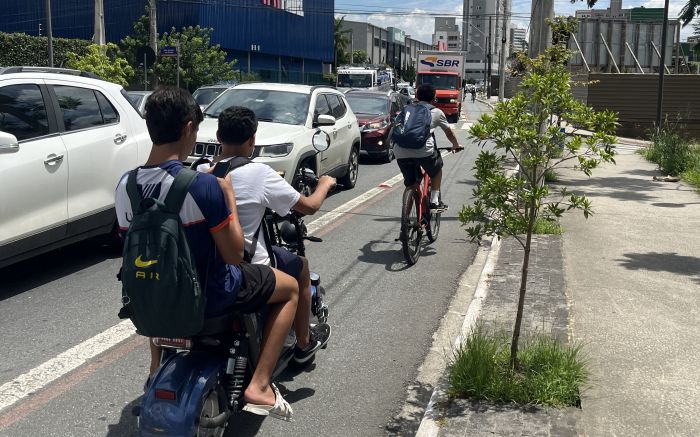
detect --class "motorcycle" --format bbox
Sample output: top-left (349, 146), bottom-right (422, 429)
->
top-left (137, 131), bottom-right (332, 437)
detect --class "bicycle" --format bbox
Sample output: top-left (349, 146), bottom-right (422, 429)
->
top-left (399, 148), bottom-right (454, 265)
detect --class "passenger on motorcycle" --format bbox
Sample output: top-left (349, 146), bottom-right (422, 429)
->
top-left (114, 87), bottom-right (296, 420)
top-left (197, 106), bottom-right (333, 365)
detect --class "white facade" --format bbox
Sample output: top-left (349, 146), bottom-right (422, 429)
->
top-left (433, 17), bottom-right (462, 50)
top-left (510, 27), bottom-right (527, 52)
top-left (462, 0), bottom-right (503, 81)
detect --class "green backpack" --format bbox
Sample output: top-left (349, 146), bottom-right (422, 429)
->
top-left (118, 168), bottom-right (206, 338)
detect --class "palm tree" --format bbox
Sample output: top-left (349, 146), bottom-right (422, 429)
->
top-left (334, 16), bottom-right (351, 71)
top-left (680, 0), bottom-right (700, 26)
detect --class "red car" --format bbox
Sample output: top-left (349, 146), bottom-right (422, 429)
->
top-left (345, 90), bottom-right (409, 163)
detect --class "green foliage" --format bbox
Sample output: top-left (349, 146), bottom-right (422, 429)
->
top-left (334, 16), bottom-right (351, 70)
top-left (544, 169), bottom-right (559, 182)
top-left (239, 71), bottom-right (259, 82)
top-left (448, 326), bottom-right (587, 407)
top-left (460, 19), bottom-right (617, 367)
top-left (0, 32), bottom-right (91, 67)
top-left (532, 217), bottom-right (563, 234)
top-left (66, 43), bottom-right (134, 87)
top-left (154, 25), bottom-right (237, 91)
top-left (402, 64), bottom-right (416, 82)
top-left (352, 49), bottom-right (368, 64)
top-left (323, 72), bottom-right (337, 85)
top-left (645, 125), bottom-right (693, 176)
top-left (680, 0), bottom-right (700, 26)
top-left (119, 8), bottom-right (149, 68)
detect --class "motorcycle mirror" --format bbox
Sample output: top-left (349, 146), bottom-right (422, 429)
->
top-left (312, 130), bottom-right (330, 152)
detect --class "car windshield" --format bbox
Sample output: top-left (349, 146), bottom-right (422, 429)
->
top-left (337, 73), bottom-right (373, 88)
top-left (345, 95), bottom-right (387, 116)
top-left (204, 89), bottom-right (310, 126)
top-left (420, 74), bottom-right (457, 90)
top-left (193, 88), bottom-right (227, 106)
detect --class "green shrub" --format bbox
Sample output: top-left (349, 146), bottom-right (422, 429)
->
top-left (544, 169), bottom-right (559, 182)
top-left (448, 325), bottom-right (587, 407)
top-left (647, 126), bottom-right (693, 176)
top-left (533, 218), bottom-right (563, 234)
top-left (0, 32), bottom-right (91, 67)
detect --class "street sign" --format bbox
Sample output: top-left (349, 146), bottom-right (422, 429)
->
top-left (160, 45), bottom-right (178, 57)
top-left (136, 46), bottom-right (156, 67)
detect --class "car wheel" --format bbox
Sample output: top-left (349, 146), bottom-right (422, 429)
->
top-left (339, 146), bottom-right (359, 189)
top-left (383, 138), bottom-right (395, 163)
top-left (292, 160), bottom-right (315, 196)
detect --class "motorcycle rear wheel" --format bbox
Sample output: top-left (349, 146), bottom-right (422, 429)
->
top-left (196, 388), bottom-right (227, 437)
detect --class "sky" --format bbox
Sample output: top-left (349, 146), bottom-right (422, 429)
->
top-left (335, 0), bottom-right (695, 45)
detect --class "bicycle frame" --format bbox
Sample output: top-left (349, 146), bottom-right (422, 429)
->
top-left (410, 167), bottom-right (431, 226)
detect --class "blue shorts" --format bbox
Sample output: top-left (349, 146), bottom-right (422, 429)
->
top-left (271, 246), bottom-right (304, 279)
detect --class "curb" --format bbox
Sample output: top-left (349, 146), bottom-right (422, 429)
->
top-left (415, 236), bottom-right (502, 437)
top-left (475, 98), bottom-right (496, 110)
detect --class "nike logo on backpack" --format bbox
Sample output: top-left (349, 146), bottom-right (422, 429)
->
top-left (135, 255), bottom-right (158, 268)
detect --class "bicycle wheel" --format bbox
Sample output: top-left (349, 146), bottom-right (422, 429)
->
top-left (426, 189), bottom-right (441, 243)
top-left (400, 188), bottom-right (422, 265)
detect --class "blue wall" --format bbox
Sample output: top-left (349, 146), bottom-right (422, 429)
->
top-left (0, 0), bottom-right (334, 64)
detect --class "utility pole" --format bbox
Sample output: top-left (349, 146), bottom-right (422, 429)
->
top-left (45, 0), bottom-right (54, 67)
top-left (487, 17), bottom-right (492, 98)
top-left (655, 0), bottom-right (670, 129)
top-left (498, 0), bottom-right (510, 101)
top-left (93, 0), bottom-right (105, 45)
top-left (529, 0), bottom-right (553, 57)
top-left (149, 0), bottom-right (158, 54)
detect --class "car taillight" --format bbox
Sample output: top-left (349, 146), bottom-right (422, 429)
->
top-left (155, 389), bottom-right (177, 401)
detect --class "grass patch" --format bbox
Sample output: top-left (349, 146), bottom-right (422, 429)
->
top-left (544, 169), bottom-right (559, 182)
top-left (448, 326), bottom-right (587, 408)
top-left (533, 217), bottom-right (562, 234)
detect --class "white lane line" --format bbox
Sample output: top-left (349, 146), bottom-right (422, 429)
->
top-left (0, 151), bottom-right (457, 414)
top-left (461, 121), bottom-right (474, 130)
top-left (0, 320), bottom-right (136, 412)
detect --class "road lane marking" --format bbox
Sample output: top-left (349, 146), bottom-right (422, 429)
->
top-left (0, 320), bottom-right (136, 413)
top-left (0, 150), bottom-right (457, 415)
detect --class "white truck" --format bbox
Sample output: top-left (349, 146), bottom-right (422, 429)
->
top-left (336, 66), bottom-right (392, 92)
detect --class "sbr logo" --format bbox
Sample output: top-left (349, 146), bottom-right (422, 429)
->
top-left (420, 56), bottom-right (438, 67)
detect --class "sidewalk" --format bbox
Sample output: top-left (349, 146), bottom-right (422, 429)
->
top-left (416, 145), bottom-right (700, 435)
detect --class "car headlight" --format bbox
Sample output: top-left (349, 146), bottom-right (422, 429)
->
top-left (362, 120), bottom-right (389, 132)
top-left (449, 98), bottom-right (458, 103)
top-left (258, 143), bottom-right (294, 157)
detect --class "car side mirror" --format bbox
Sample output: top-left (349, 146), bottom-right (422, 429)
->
top-left (315, 114), bottom-right (336, 127)
top-left (0, 132), bottom-right (19, 153)
top-left (312, 129), bottom-right (331, 152)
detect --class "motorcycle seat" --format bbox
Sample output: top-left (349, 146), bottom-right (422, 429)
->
top-left (196, 312), bottom-right (243, 336)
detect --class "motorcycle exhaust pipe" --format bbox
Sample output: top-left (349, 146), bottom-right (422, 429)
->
top-left (199, 410), bottom-right (232, 428)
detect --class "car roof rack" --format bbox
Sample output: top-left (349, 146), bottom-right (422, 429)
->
top-left (0, 66), bottom-right (102, 80)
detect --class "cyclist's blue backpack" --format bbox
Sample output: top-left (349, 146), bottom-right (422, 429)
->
top-left (391, 103), bottom-right (434, 149)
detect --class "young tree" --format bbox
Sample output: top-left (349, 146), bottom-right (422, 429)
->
top-left (352, 49), bottom-right (368, 64)
top-left (460, 19), bottom-right (617, 368)
top-left (334, 16), bottom-right (351, 70)
top-left (154, 25), bottom-right (237, 91)
top-left (66, 43), bottom-right (134, 87)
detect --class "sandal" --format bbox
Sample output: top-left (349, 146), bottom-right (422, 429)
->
top-left (242, 383), bottom-right (293, 421)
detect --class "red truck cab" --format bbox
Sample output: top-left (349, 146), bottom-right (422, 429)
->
top-left (415, 71), bottom-right (462, 123)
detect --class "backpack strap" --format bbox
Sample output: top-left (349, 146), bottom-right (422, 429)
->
top-left (225, 156), bottom-right (252, 173)
top-left (164, 168), bottom-right (198, 214)
top-left (190, 156), bottom-right (211, 171)
top-left (125, 169), bottom-right (142, 214)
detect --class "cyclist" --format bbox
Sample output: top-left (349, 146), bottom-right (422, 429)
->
top-left (199, 106), bottom-right (333, 366)
top-left (394, 84), bottom-right (463, 211)
top-left (115, 87), bottom-right (297, 420)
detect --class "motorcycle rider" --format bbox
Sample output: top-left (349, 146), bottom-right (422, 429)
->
top-left (114, 87), bottom-right (296, 420)
top-left (199, 106), bottom-right (333, 365)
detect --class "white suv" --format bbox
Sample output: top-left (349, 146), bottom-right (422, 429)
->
top-left (191, 83), bottom-right (361, 190)
top-left (0, 67), bottom-right (151, 268)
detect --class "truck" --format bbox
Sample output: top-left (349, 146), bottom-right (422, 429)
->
top-left (415, 50), bottom-right (466, 123)
top-left (336, 66), bottom-right (392, 93)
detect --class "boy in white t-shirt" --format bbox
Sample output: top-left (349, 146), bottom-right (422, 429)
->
top-left (199, 106), bottom-right (334, 365)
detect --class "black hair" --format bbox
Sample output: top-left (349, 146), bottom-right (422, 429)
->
top-left (218, 106), bottom-right (258, 145)
top-left (416, 84), bottom-right (436, 103)
top-left (144, 87), bottom-right (203, 144)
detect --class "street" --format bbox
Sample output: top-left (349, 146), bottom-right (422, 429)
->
top-left (0, 102), bottom-right (490, 437)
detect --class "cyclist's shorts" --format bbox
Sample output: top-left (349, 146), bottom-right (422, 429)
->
top-left (397, 150), bottom-right (444, 187)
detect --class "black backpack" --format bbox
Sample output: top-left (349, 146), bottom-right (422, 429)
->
top-left (118, 168), bottom-right (205, 337)
top-left (391, 103), bottom-right (434, 149)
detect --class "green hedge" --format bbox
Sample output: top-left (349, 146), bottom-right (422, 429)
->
top-left (0, 32), bottom-right (91, 68)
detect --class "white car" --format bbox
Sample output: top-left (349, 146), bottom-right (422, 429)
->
top-left (191, 83), bottom-right (361, 190)
top-left (0, 67), bottom-right (151, 268)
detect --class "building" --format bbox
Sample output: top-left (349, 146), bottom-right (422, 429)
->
top-left (576, 0), bottom-right (628, 19)
top-left (0, 0), bottom-right (334, 84)
top-left (509, 26), bottom-right (527, 52)
top-left (462, 0), bottom-right (504, 81)
top-left (340, 20), bottom-right (432, 78)
top-left (433, 17), bottom-right (462, 51)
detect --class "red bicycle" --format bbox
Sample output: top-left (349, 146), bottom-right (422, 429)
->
top-left (399, 148), bottom-right (454, 265)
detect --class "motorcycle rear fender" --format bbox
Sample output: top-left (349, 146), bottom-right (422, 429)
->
top-left (139, 351), bottom-right (226, 437)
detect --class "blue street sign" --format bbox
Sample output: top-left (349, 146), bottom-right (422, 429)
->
top-left (160, 46), bottom-right (178, 57)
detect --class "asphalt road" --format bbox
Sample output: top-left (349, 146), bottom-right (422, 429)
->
top-left (0, 101), bottom-right (492, 437)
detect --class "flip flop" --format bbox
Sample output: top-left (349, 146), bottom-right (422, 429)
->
top-left (242, 383), bottom-right (293, 422)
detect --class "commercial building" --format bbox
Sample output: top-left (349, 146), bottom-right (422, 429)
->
top-left (462, 0), bottom-right (504, 81)
top-left (433, 17), bottom-right (462, 51)
top-left (340, 20), bottom-right (432, 78)
top-left (509, 26), bottom-right (527, 52)
top-left (0, 0), bottom-right (334, 84)
top-left (575, 0), bottom-right (628, 19)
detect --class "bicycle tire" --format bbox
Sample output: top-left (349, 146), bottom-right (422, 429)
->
top-left (426, 188), bottom-right (441, 243)
top-left (400, 188), bottom-right (422, 265)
